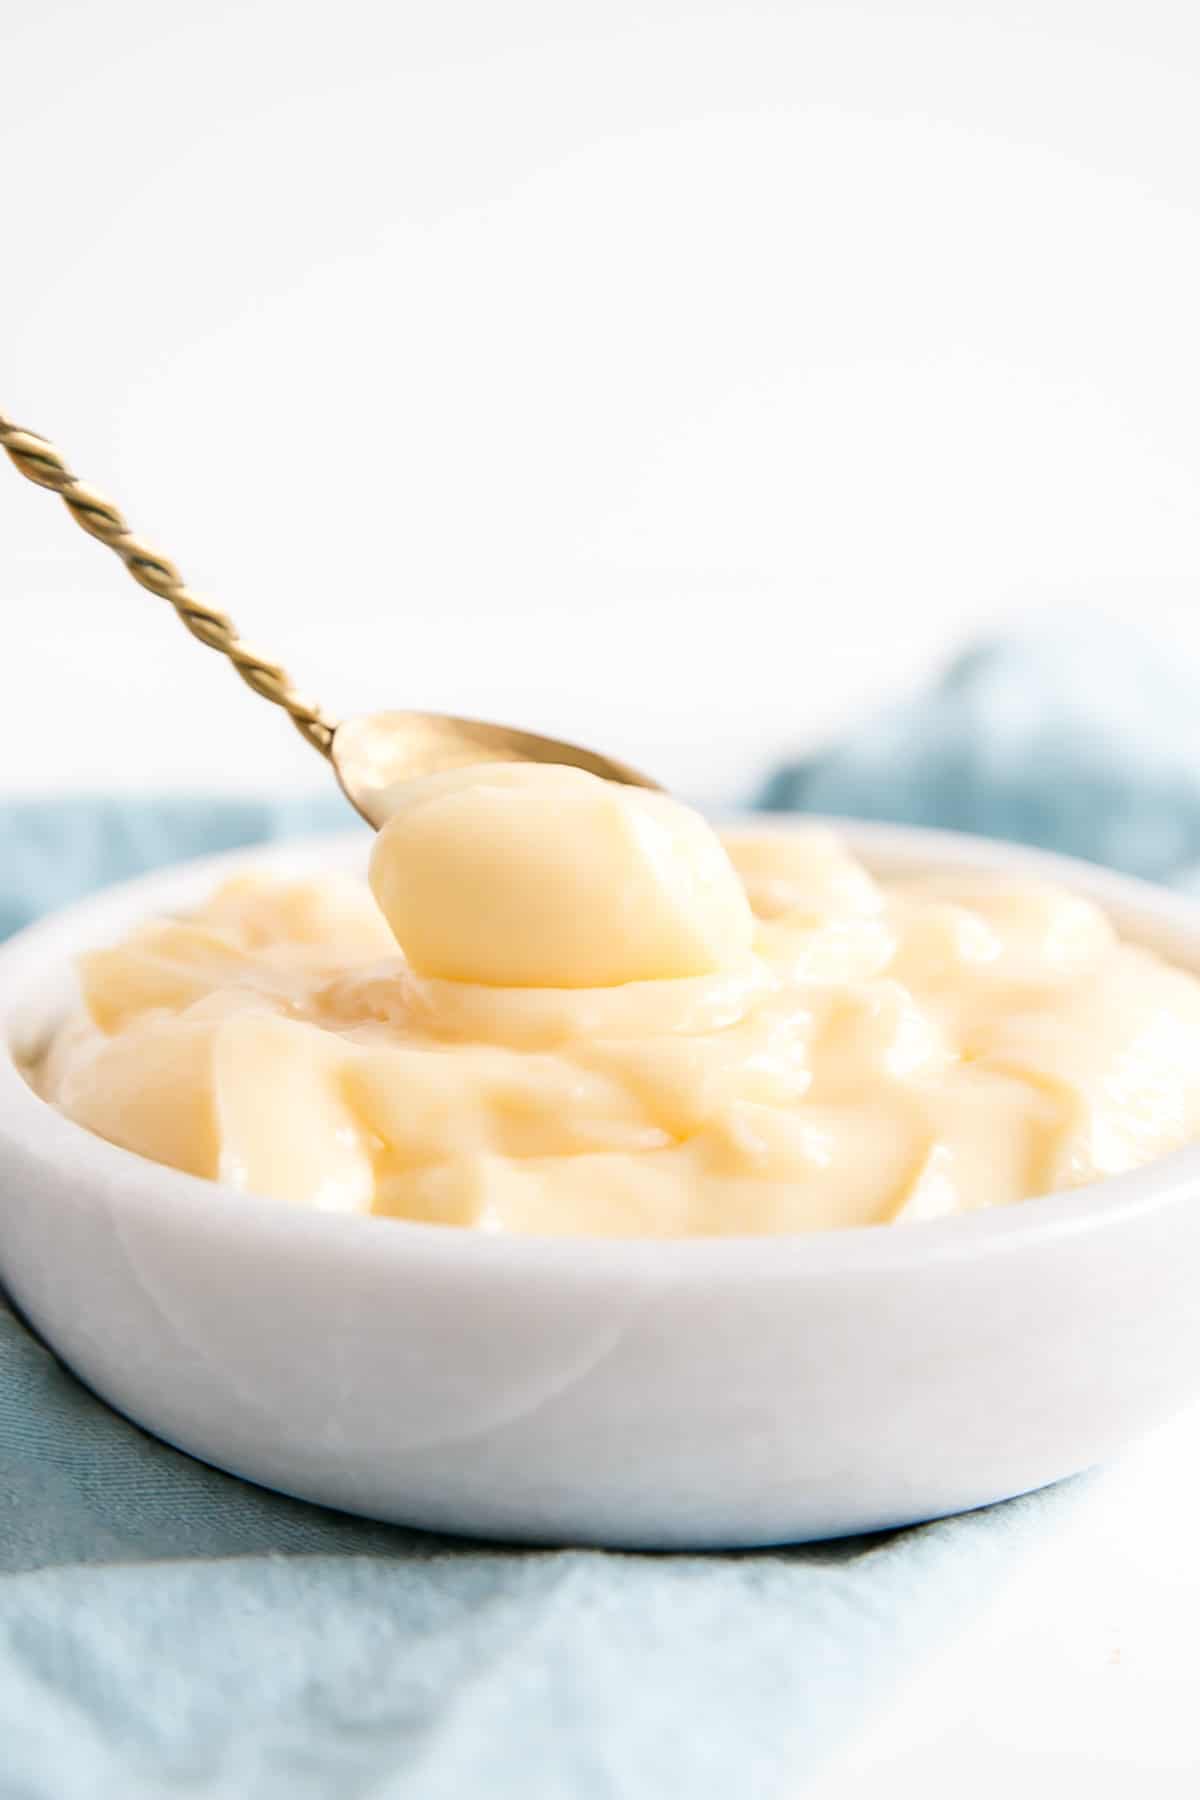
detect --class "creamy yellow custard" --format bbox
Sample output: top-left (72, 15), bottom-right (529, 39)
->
top-left (35, 765), bottom-right (1200, 1235)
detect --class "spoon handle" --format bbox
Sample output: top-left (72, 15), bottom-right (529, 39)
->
top-left (0, 412), bottom-right (335, 759)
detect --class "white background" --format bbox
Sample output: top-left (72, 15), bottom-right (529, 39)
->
top-left (4, 3), bottom-right (1200, 1791)
top-left (2, 1), bottom-right (1200, 807)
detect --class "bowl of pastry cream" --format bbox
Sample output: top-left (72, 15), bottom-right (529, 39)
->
top-left (4, 764), bottom-right (1200, 1547)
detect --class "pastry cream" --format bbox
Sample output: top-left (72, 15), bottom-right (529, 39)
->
top-left (35, 765), bottom-right (1200, 1235)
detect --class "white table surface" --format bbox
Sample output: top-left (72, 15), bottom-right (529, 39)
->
top-left (818, 1401), bottom-right (1200, 1797)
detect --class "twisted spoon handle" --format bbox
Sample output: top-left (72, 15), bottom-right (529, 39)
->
top-left (0, 412), bottom-right (335, 758)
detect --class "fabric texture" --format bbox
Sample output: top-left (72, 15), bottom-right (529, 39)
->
top-left (759, 617), bottom-right (1200, 884)
top-left (0, 622), bottom-right (1179, 1796)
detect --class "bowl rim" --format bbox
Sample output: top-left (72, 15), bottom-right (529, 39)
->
top-left (3, 812), bottom-right (1200, 1280)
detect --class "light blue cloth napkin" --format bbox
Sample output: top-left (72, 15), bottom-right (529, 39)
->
top-left (760, 617), bottom-right (1200, 883)
top-left (1, 621), bottom-right (1182, 1797)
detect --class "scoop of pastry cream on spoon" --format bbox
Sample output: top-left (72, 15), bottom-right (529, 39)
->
top-left (0, 412), bottom-right (657, 828)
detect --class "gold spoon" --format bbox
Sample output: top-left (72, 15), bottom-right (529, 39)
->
top-left (0, 413), bottom-right (658, 827)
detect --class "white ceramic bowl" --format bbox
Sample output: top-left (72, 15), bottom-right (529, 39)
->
top-left (4, 820), bottom-right (1200, 1550)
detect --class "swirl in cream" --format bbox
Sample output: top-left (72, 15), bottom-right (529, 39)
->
top-left (36, 765), bottom-right (1200, 1235)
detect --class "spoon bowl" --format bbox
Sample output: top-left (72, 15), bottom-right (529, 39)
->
top-left (332, 711), bottom-right (659, 828)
